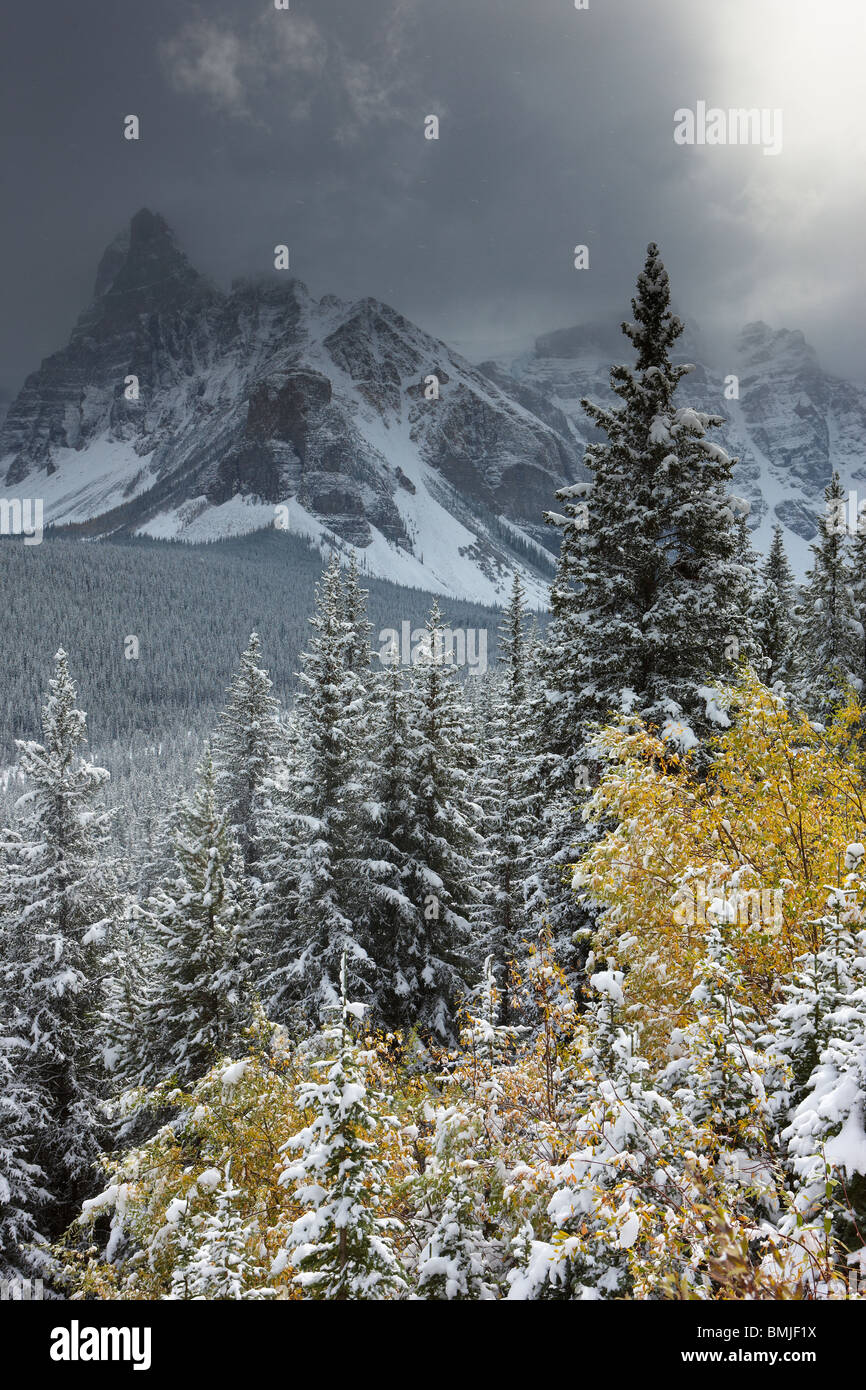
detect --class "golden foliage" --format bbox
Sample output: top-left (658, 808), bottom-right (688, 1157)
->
top-left (574, 673), bottom-right (866, 1055)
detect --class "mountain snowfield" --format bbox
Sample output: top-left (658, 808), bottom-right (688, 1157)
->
top-left (2, 208), bottom-right (864, 594)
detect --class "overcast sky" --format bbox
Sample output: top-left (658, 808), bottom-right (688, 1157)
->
top-left (1, 0), bottom-right (864, 399)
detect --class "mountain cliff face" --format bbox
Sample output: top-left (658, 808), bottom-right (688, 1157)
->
top-left (0, 210), bottom-right (578, 605)
top-left (5, 210), bottom-right (864, 594)
top-left (483, 319), bottom-right (866, 574)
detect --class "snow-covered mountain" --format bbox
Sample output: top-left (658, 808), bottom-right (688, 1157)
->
top-left (0, 210), bottom-right (581, 606)
top-left (482, 319), bottom-right (866, 575)
top-left (5, 208), bottom-right (863, 596)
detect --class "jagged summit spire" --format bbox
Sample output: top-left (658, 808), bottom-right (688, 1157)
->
top-left (90, 208), bottom-right (204, 306)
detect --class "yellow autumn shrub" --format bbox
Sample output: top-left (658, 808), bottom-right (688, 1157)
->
top-left (573, 672), bottom-right (866, 1057)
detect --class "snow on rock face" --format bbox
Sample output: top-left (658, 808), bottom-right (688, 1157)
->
top-left (0, 211), bottom-right (576, 606)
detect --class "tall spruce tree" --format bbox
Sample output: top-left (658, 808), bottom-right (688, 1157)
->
top-left (354, 651), bottom-right (421, 1030)
top-left (0, 651), bottom-right (113, 1243)
top-left (848, 516), bottom-right (866, 695)
top-left (341, 552), bottom-right (374, 681)
top-left (399, 601), bottom-right (480, 1038)
top-left (752, 524), bottom-right (799, 686)
top-left (145, 748), bottom-right (251, 1085)
top-left (265, 557), bottom-right (374, 1026)
top-left (484, 574), bottom-right (540, 1019)
top-left (531, 244), bottom-right (754, 961)
top-left (99, 897), bottom-right (159, 1095)
top-left (213, 633), bottom-right (283, 872)
top-left (547, 242), bottom-right (752, 732)
top-left (799, 472), bottom-right (859, 718)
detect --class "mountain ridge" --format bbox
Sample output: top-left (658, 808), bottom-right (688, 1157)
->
top-left (3, 211), bottom-right (864, 590)
top-left (0, 210), bottom-right (576, 605)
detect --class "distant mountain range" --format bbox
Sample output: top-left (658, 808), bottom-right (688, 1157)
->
top-left (2, 208), bottom-right (864, 595)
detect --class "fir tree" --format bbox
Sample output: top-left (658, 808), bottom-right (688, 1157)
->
top-left (99, 897), bottom-right (158, 1096)
top-left (752, 524), bottom-right (799, 686)
top-left (341, 552), bottom-right (374, 681)
top-left (266, 557), bottom-right (374, 1025)
top-left (509, 973), bottom-right (677, 1300)
top-left (354, 651), bottom-right (422, 1030)
top-left (659, 925), bottom-right (775, 1163)
top-left (281, 956), bottom-right (406, 1299)
top-left (0, 1036), bottom-right (51, 1282)
top-left (213, 633), bottom-right (283, 872)
top-left (0, 651), bottom-right (113, 1239)
top-left (534, 244), bottom-right (753, 963)
top-left (170, 1173), bottom-right (264, 1300)
top-left (799, 472), bottom-right (859, 718)
top-left (548, 242), bottom-right (753, 733)
top-left (400, 601), bottom-right (479, 1038)
top-left (484, 574), bottom-right (540, 1019)
top-left (771, 858), bottom-right (866, 1250)
top-left (414, 1103), bottom-right (499, 1300)
top-left (146, 748), bottom-right (251, 1085)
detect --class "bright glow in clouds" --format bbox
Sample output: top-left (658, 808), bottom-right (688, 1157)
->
top-left (693, 0), bottom-right (866, 365)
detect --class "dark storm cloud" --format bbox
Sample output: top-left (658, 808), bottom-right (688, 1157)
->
top-left (1, 0), bottom-right (863, 400)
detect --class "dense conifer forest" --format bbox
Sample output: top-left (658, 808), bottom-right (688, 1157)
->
top-left (3, 249), bottom-right (866, 1304)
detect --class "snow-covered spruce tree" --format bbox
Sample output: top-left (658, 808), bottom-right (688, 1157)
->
top-left (658, 925), bottom-right (778, 1203)
top-left (0, 1037), bottom-right (51, 1282)
top-left (413, 1101), bottom-right (500, 1300)
top-left (532, 244), bottom-right (753, 962)
top-left (399, 600), bottom-right (480, 1039)
top-left (548, 242), bottom-right (753, 732)
top-left (213, 632), bottom-right (283, 872)
top-left (253, 700), bottom-right (304, 991)
top-left (848, 518), bottom-right (866, 695)
top-left (265, 557), bottom-right (374, 1027)
top-left (752, 524), bottom-right (799, 687)
top-left (145, 748), bottom-right (251, 1085)
top-left (798, 472), bottom-right (859, 719)
top-left (341, 551), bottom-right (374, 681)
top-left (509, 972), bottom-right (682, 1300)
top-left (0, 650), bottom-right (114, 1239)
top-left (169, 1172), bottom-right (267, 1301)
top-left (483, 574), bottom-right (541, 1021)
top-left (280, 956), bottom-right (406, 1299)
top-left (353, 649), bottom-right (424, 1032)
top-left (99, 897), bottom-right (159, 1098)
top-left (771, 855), bottom-right (866, 1251)
top-left (734, 510), bottom-right (761, 603)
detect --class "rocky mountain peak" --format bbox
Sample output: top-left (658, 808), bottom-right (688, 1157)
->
top-left (0, 210), bottom-right (579, 605)
top-left (737, 321), bottom-right (816, 371)
top-left (78, 209), bottom-right (212, 339)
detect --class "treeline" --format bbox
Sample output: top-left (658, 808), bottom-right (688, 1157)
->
top-left (0, 527), bottom-right (505, 758)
